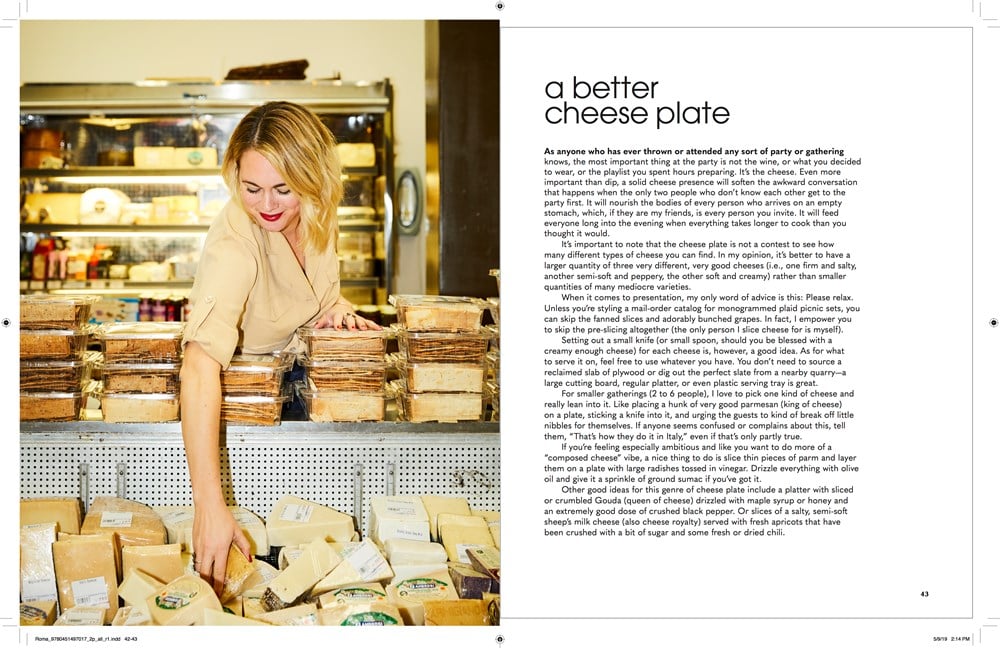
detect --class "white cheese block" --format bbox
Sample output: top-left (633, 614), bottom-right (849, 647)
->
top-left (110, 606), bottom-right (152, 626)
top-left (203, 608), bottom-right (270, 626)
top-left (310, 538), bottom-right (394, 596)
top-left (146, 573), bottom-right (222, 626)
top-left (420, 495), bottom-right (471, 541)
top-left (383, 538), bottom-right (448, 565)
top-left (265, 495), bottom-right (355, 547)
top-left (20, 523), bottom-right (59, 605)
top-left (368, 495), bottom-right (430, 544)
top-left (437, 513), bottom-right (496, 562)
top-left (255, 602), bottom-right (319, 626)
top-left (262, 537), bottom-right (340, 610)
top-left (118, 568), bottom-right (165, 623)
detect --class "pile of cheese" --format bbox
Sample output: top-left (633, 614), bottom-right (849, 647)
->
top-left (19, 493), bottom-right (500, 627)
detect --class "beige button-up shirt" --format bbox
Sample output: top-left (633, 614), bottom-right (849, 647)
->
top-left (182, 201), bottom-right (340, 368)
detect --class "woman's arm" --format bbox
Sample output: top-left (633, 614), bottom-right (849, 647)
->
top-left (180, 341), bottom-right (252, 595)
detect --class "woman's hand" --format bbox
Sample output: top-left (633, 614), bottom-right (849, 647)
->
top-left (192, 503), bottom-right (253, 596)
top-left (314, 302), bottom-right (381, 330)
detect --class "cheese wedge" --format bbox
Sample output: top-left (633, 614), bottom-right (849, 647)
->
top-left (21, 497), bottom-right (83, 534)
top-left (118, 567), bottom-right (165, 624)
top-left (317, 582), bottom-right (387, 608)
top-left (419, 495), bottom-right (471, 541)
top-left (52, 533), bottom-right (119, 623)
top-left (437, 513), bottom-right (496, 562)
top-left (154, 505), bottom-right (269, 556)
top-left (423, 598), bottom-right (491, 626)
top-left (386, 569), bottom-right (459, 625)
top-left (261, 537), bottom-right (340, 611)
top-left (146, 573), bottom-right (222, 625)
top-left (81, 496), bottom-right (166, 548)
top-left (266, 495), bottom-right (355, 547)
top-left (310, 538), bottom-right (393, 596)
top-left (122, 544), bottom-right (184, 584)
top-left (220, 544), bottom-right (256, 603)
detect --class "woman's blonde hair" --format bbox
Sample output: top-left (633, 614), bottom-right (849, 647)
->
top-left (223, 101), bottom-right (343, 254)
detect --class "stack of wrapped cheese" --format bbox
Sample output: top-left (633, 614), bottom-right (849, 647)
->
top-left (296, 326), bottom-right (391, 421)
top-left (19, 492), bottom-right (498, 626)
top-left (19, 295), bottom-right (96, 422)
top-left (487, 268), bottom-right (501, 420)
top-left (95, 322), bottom-right (184, 423)
top-left (219, 353), bottom-right (293, 426)
top-left (389, 294), bottom-right (493, 422)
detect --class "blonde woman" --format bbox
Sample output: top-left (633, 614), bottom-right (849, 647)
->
top-left (180, 101), bottom-right (379, 593)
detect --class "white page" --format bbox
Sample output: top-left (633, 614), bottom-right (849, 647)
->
top-left (5, 2), bottom-right (999, 647)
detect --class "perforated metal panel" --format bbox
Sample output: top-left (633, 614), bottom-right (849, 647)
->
top-left (21, 422), bottom-right (500, 536)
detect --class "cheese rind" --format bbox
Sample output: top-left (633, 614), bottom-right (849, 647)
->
top-left (265, 495), bottom-right (355, 547)
top-left (423, 599), bottom-right (491, 626)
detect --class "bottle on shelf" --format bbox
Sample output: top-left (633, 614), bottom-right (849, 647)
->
top-left (31, 235), bottom-right (53, 282)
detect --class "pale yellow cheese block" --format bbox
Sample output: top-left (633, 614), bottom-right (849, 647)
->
top-left (19, 600), bottom-right (57, 626)
top-left (368, 495), bottom-right (430, 545)
top-left (146, 573), bottom-right (222, 625)
top-left (81, 497), bottom-right (167, 549)
top-left (110, 606), bottom-right (152, 626)
top-left (122, 543), bottom-right (184, 585)
top-left (52, 533), bottom-right (119, 623)
top-left (265, 495), bottom-right (355, 547)
top-left (20, 523), bottom-right (59, 605)
top-left (262, 537), bottom-right (340, 610)
top-left (437, 513), bottom-right (496, 562)
top-left (21, 497), bottom-right (83, 534)
top-left (385, 568), bottom-right (459, 626)
top-left (419, 495), bottom-right (471, 541)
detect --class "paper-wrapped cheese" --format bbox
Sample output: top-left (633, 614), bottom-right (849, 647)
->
top-left (368, 495), bottom-right (430, 545)
top-left (265, 495), bottom-right (355, 547)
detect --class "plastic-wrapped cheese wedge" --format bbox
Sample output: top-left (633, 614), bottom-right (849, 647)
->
top-left (255, 602), bottom-right (319, 626)
top-left (368, 495), bottom-right (430, 545)
top-left (20, 522), bottom-right (59, 606)
top-left (437, 513), bottom-right (496, 562)
top-left (52, 533), bottom-right (119, 623)
top-left (310, 538), bottom-right (393, 596)
top-left (317, 582), bottom-right (387, 608)
top-left (383, 537), bottom-right (448, 565)
top-left (146, 573), bottom-right (222, 625)
top-left (262, 537), bottom-right (340, 611)
top-left (419, 495), bottom-right (471, 541)
top-left (319, 601), bottom-right (404, 626)
top-left (203, 608), bottom-right (270, 626)
top-left (266, 495), bottom-right (355, 547)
